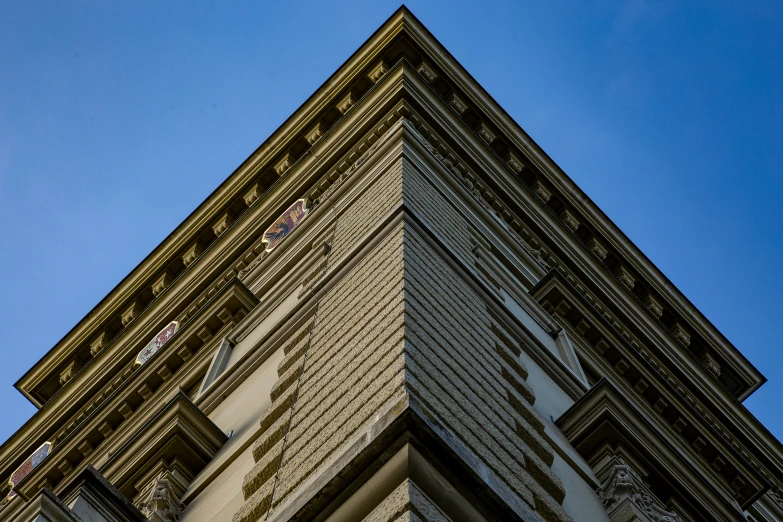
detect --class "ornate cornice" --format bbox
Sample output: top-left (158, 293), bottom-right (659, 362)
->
top-left (538, 272), bottom-right (769, 510)
top-left (3, 7), bottom-right (779, 518)
top-left (557, 379), bottom-right (746, 521)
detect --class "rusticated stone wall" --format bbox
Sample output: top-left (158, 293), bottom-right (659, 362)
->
top-left (363, 480), bottom-right (450, 522)
top-left (233, 155), bottom-right (571, 522)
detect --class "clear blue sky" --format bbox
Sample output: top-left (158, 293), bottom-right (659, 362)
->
top-left (0, 1), bottom-right (781, 447)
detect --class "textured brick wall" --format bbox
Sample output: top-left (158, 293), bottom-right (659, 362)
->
top-left (233, 155), bottom-right (571, 522)
top-left (328, 157), bottom-right (404, 262)
top-left (235, 219), bottom-right (408, 522)
top-left (401, 159), bottom-right (473, 267)
top-left (403, 226), bottom-right (569, 522)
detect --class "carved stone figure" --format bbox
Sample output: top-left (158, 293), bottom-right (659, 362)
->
top-left (597, 464), bottom-right (678, 522)
top-left (140, 477), bottom-right (183, 522)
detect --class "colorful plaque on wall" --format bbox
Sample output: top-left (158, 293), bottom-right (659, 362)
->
top-left (7, 441), bottom-right (52, 500)
top-left (262, 199), bottom-right (309, 252)
top-left (134, 321), bottom-right (179, 367)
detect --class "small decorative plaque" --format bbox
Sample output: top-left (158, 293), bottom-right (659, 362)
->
top-left (262, 199), bottom-right (309, 252)
top-left (135, 321), bottom-right (179, 367)
top-left (7, 441), bottom-right (52, 500)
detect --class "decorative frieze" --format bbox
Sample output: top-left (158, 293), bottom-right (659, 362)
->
top-left (243, 182), bottom-right (262, 206)
top-left (182, 241), bottom-right (204, 268)
top-left (366, 59), bottom-right (388, 83)
top-left (59, 361), bottom-right (82, 385)
top-left (305, 122), bottom-right (326, 145)
top-left (336, 91), bottom-right (356, 114)
top-left (211, 211), bottom-right (235, 238)
top-left (416, 59), bottom-right (438, 83)
top-left (559, 208), bottom-right (581, 233)
top-left (273, 152), bottom-right (294, 176)
top-left (503, 149), bottom-right (524, 174)
top-left (614, 265), bottom-right (636, 290)
top-left (642, 293), bottom-right (664, 319)
top-left (475, 122), bottom-right (496, 144)
top-left (152, 271), bottom-right (174, 298)
top-left (447, 91), bottom-right (468, 115)
top-left (670, 322), bottom-right (691, 347)
top-left (531, 179), bottom-right (552, 204)
top-left (121, 299), bottom-right (143, 327)
top-left (88, 331), bottom-right (109, 357)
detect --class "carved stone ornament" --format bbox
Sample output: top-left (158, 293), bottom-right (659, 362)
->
top-left (59, 360), bottom-right (82, 385)
top-left (447, 91), bottom-right (468, 116)
top-left (273, 152), bottom-right (294, 176)
top-left (475, 122), bottom-right (496, 144)
top-left (642, 293), bottom-right (664, 319)
top-left (366, 59), bottom-right (388, 83)
top-left (670, 322), bottom-right (691, 347)
top-left (336, 91), bottom-right (356, 114)
top-left (531, 179), bottom-right (552, 204)
top-left (503, 149), bottom-right (524, 174)
top-left (140, 477), bottom-right (183, 522)
top-left (89, 330), bottom-right (110, 357)
top-left (615, 265), bottom-right (636, 290)
top-left (416, 60), bottom-right (438, 83)
top-left (587, 236), bottom-right (609, 261)
top-left (699, 352), bottom-right (722, 377)
top-left (243, 182), bottom-right (261, 206)
top-left (181, 241), bottom-right (204, 268)
top-left (121, 299), bottom-right (143, 327)
top-left (597, 464), bottom-right (677, 522)
top-left (769, 487), bottom-right (783, 510)
top-left (305, 122), bottom-right (326, 145)
top-left (211, 211), bottom-right (235, 237)
top-left (559, 208), bottom-right (581, 233)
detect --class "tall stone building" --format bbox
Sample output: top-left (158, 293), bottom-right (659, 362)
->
top-left (1, 7), bottom-right (782, 522)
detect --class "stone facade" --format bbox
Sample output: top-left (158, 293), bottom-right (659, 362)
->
top-left (1, 7), bottom-right (782, 522)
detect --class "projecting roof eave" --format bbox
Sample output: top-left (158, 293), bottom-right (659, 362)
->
top-left (13, 5), bottom-right (763, 410)
top-left (12, 6), bottom-right (414, 407)
top-left (395, 8), bottom-right (765, 397)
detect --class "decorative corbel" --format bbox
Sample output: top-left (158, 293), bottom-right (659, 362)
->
top-left (597, 464), bottom-right (678, 521)
top-left (140, 476), bottom-right (183, 522)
